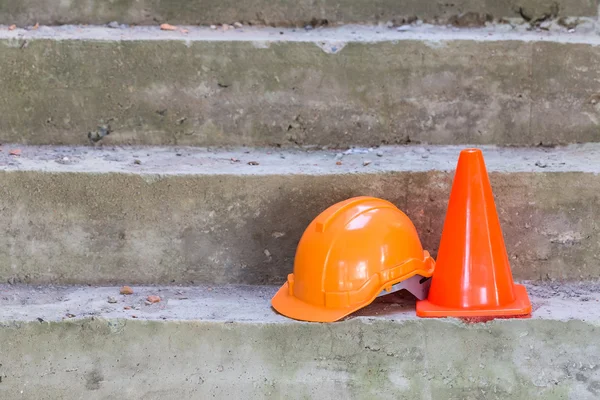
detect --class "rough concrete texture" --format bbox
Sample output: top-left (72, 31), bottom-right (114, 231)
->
top-left (1, 144), bottom-right (600, 285)
top-left (0, 284), bottom-right (599, 399)
top-left (0, 0), bottom-right (597, 26)
top-left (1, 25), bottom-right (600, 146)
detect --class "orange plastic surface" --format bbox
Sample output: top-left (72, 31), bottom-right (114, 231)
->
top-left (416, 149), bottom-right (531, 318)
top-left (272, 196), bottom-right (435, 322)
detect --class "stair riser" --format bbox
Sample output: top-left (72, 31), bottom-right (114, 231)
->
top-left (1, 36), bottom-right (600, 146)
top-left (0, 0), bottom-right (596, 26)
top-left (0, 170), bottom-right (597, 284)
top-left (0, 318), bottom-right (598, 399)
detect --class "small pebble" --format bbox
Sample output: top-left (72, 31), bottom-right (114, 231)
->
top-left (107, 21), bottom-right (119, 29)
top-left (376, 151), bottom-right (384, 157)
top-left (304, 25), bottom-right (313, 31)
top-left (124, 306), bottom-right (131, 310)
top-left (120, 286), bottom-right (134, 295)
top-left (210, 25), bottom-right (217, 30)
top-left (222, 24), bottom-right (230, 31)
top-left (147, 295), bottom-right (161, 303)
top-left (107, 296), bottom-right (118, 304)
top-left (247, 161), bottom-right (259, 165)
top-left (134, 159), bottom-right (141, 165)
top-left (160, 23), bottom-right (178, 31)
top-left (233, 22), bottom-right (243, 28)
top-left (363, 160), bottom-right (372, 166)
top-left (421, 154), bottom-right (429, 159)
top-left (535, 161), bottom-right (548, 168)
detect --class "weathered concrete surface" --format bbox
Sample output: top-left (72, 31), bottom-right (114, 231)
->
top-left (1, 25), bottom-right (600, 146)
top-left (0, 284), bottom-right (599, 399)
top-left (0, 144), bottom-right (600, 284)
top-left (0, 0), bottom-right (596, 26)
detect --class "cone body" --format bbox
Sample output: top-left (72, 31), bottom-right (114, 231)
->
top-left (272, 196), bottom-right (434, 322)
top-left (416, 149), bottom-right (531, 318)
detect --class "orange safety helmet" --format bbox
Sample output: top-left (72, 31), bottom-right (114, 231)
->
top-left (272, 196), bottom-right (435, 322)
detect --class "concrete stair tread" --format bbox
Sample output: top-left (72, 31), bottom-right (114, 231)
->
top-left (0, 283), bottom-right (598, 323)
top-left (1, 23), bottom-right (599, 44)
top-left (3, 143), bottom-right (600, 175)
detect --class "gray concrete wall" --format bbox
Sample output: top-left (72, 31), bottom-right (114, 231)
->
top-left (1, 27), bottom-right (600, 146)
top-left (0, 145), bottom-right (599, 285)
top-left (0, 0), bottom-right (597, 26)
top-left (0, 317), bottom-right (599, 399)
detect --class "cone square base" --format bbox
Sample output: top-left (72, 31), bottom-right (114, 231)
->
top-left (416, 284), bottom-right (532, 318)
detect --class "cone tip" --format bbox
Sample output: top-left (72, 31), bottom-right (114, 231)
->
top-left (460, 148), bottom-right (483, 155)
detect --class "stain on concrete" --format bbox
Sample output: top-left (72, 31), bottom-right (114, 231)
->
top-left (85, 368), bottom-right (104, 390)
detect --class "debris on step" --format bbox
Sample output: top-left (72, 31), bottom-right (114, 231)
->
top-left (8, 25), bottom-right (16, 31)
top-left (9, 149), bottom-right (21, 156)
top-left (120, 286), bottom-right (134, 295)
top-left (107, 296), bottom-right (118, 304)
top-left (233, 22), bottom-right (243, 29)
top-left (160, 23), bottom-right (177, 31)
top-left (133, 159), bottom-right (141, 165)
top-left (65, 313), bottom-right (75, 318)
top-left (535, 161), bottom-right (548, 168)
top-left (247, 161), bottom-right (259, 165)
top-left (343, 148), bottom-right (369, 155)
top-left (107, 21), bottom-right (119, 29)
top-left (363, 160), bottom-right (371, 166)
top-left (88, 124), bottom-right (112, 144)
top-left (147, 295), bottom-right (161, 303)
top-left (124, 306), bottom-right (131, 310)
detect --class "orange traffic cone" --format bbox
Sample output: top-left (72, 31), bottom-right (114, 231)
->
top-left (416, 148), bottom-right (531, 318)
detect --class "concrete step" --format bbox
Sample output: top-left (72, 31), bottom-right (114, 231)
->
top-left (0, 283), bottom-right (598, 399)
top-left (0, 0), bottom-right (596, 26)
top-left (1, 25), bottom-right (600, 147)
top-left (0, 144), bottom-right (599, 285)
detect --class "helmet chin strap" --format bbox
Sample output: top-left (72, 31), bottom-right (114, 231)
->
top-left (377, 275), bottom-right (432, 300)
